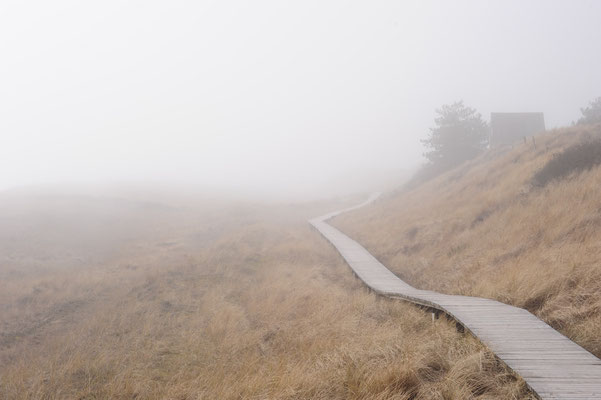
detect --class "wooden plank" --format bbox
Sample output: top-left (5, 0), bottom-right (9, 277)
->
top-left (310, 194), bottom-right (601, 400)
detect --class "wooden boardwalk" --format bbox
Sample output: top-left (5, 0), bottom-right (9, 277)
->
top-left (310, 194), bottom-right (601, 399)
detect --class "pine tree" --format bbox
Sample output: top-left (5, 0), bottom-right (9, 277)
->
top-left (421, 101), bottom-right (489, 169)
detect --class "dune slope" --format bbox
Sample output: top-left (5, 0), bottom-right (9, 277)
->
top-left (334, 124), bottom-right (601, 358)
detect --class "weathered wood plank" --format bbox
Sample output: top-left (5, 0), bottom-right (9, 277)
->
top-left (310, 194), bottom-right (601, 399)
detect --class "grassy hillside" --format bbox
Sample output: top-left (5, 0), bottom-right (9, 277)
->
top-left (0, 193), bottom-right (534, 399)
top-left (334, 124), bottom-right (601, 358)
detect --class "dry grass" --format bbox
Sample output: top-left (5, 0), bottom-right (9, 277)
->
top-left (334, 123), bottom-right (601, 358)
top-left (0, 194), bottom-right (535, 399)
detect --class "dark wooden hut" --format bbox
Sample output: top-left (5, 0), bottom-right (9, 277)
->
top-left (490, 112), bottom-right (545, 147)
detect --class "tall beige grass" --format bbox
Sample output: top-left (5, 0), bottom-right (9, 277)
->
top-left (334, 124), bottom-right (601, 358)
top-left (0, 198), bottom-right (534, 399)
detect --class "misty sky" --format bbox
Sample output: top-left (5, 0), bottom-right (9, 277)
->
top-left (2, 0), bottom-right (601, 194)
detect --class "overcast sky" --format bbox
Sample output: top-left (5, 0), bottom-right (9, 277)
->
top-left (2, 0), bottom-right (601, 195)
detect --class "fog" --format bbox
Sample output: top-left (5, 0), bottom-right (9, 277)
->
top-left (2, 0), bottom-right (601, 199)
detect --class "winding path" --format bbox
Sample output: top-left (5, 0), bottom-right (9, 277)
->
top-left (310, 193), bottom-right (601, 400)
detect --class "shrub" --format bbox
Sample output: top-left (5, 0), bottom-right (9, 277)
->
top-left (578, 97), bottom-right (601, 125)
top-left (532, 140), bottom-right (601, 186)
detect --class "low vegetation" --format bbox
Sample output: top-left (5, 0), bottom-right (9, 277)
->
top-left (532, 139), bottom-right (601, 186)
top-left (0, 194), bottom-right (534, 399)
top-left (578, 96), bottom-right (601, 125)
top-left (334, 124), bottom-right (601, 358)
